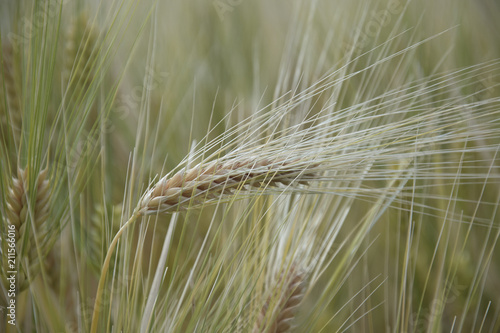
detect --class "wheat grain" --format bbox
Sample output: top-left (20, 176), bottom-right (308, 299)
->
top-left (253, 265), bottom-right (306, 333)
top-left (138, 157), bottom-right (318, 215)
top-left (3, 167), bottom-right (51, 291)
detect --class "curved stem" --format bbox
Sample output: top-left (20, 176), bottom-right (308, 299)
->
top-left (90, 210), bottom-right (141, 333)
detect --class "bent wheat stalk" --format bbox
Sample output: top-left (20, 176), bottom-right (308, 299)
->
top-left (90, 156), bottom-right (317, 333)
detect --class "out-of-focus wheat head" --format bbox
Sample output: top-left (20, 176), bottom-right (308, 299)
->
top-left (64, 13), bottom-right (100, 92)
top-left (86, 203), bottom-right (123, 274)
top-left (0, 41), bottom-right (22, 142)
top-left (253, 264), bottom-right (306, 333)
top-left (2, 167), bottom-right (52, 291)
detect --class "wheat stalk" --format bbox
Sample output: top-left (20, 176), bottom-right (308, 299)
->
top-left (2, 167), bottom-right (51, 291)
top-left (90, 157), bottom-right (316, 332)
top-left (253, 265), bottom-right (306, 333)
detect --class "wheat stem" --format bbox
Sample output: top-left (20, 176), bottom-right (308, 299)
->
top-left (90, 209), bottom-right (140, 333)
top-left (91, 156), bottom-right (314, 332)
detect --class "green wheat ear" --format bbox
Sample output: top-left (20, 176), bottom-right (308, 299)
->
top-left (64, 12), bottom-right (101, 94)
top-left (1, 41), bottom-right (22, 142)
top-left (86, 203), bottom-right (123, 275)
top-left (2, 167), bottom-right (52, 292)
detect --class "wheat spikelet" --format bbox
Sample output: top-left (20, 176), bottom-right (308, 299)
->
top-left (253, 265), bottom-right (306, 333)
top-left (2, 167), bottom-right (51, 291)
top-left (139, 157), bottom-right (317, 215)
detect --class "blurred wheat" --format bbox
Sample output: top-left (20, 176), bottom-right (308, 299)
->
top-left (0, 41), bottom-right (22, 145)
top-left (2, 168), bottom-right (51, 291)
top-left (253, 265), bottom-right (306, 333)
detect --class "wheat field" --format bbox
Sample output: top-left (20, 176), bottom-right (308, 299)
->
top-left (1, 0), bottom-right (500, 332)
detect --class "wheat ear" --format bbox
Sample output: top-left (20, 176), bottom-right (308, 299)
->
top-left (86, 204), bottom-right (122, 275)
top-left (64, 13), bottom-right (100, 91)
top-left (139, 157), bottom-right (317, 215)
top-left (3, 167), bottom-right (51, 291)
top-left (1, 42), bottom-right (22, 135)
top-left (253, 265), bottom-right (306, 333)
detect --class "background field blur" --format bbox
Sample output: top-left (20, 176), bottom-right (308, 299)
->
top-left (1, 0), bottom-right (500, 332)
